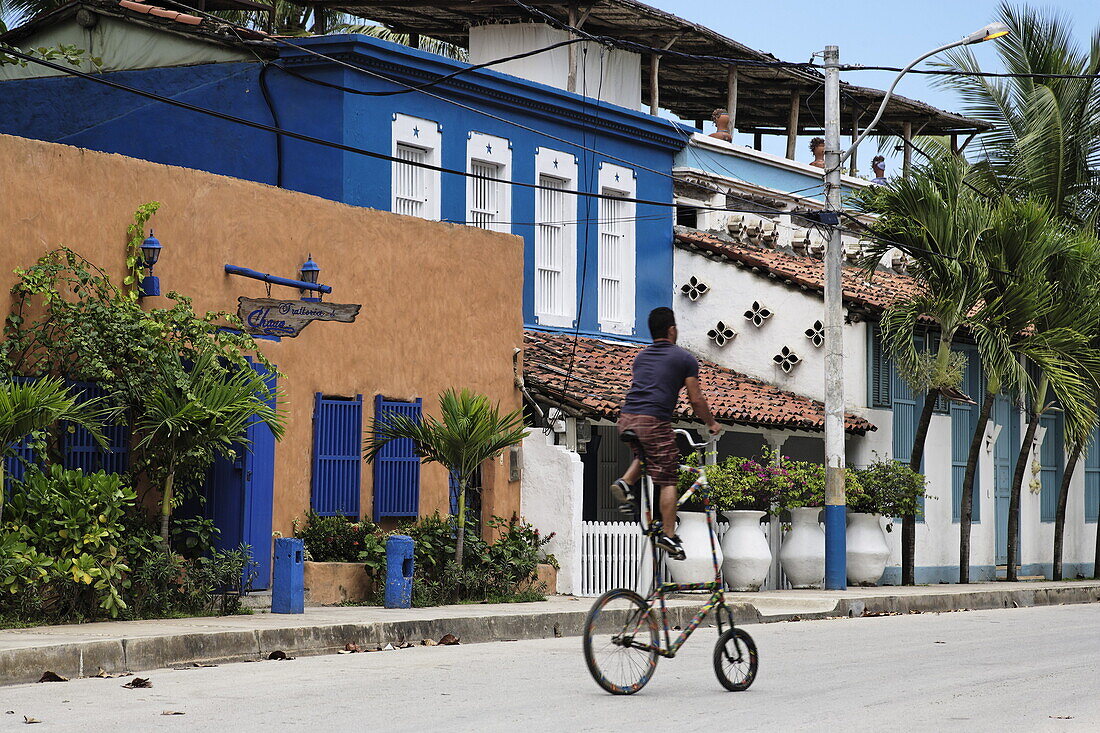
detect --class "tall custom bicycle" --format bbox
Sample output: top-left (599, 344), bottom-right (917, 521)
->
top-left (582, 429), bottom-right (758, 695)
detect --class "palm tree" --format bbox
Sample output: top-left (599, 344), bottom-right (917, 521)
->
top-left (363, 388), bottom-right (527, 567)
top-left (934, 3), bottom-right (1100, 580)
top-left (857, 153), bottom-right (996, 585)
top-left (0, 376), bottom-right (108, 522)
top-left (134, 352), bottom-right (285, 548)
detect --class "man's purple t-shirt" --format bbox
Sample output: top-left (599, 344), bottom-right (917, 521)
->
top-left (620, 341), bottom-right (700, 420)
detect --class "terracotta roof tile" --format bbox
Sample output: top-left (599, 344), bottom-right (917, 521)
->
top-left (523, 330), bottom-right (875, 435)
top-left (674, 228), bottom-right (923, 313)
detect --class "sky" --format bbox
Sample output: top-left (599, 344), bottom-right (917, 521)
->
top-left (651, 0), bottom-right (1099, 169)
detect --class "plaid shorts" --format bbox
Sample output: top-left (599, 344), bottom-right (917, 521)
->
top-left (617, 413), bottom-right (679, 485)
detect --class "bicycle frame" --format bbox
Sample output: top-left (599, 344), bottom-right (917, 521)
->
top-left (628, 433), bottom-right (735, 659)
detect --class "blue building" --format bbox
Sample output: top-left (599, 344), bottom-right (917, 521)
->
top-left (0, 1), bottom-right (688, 341)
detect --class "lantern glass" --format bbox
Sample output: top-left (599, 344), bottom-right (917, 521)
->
top-left (140, 232), bottom-right (162, 266)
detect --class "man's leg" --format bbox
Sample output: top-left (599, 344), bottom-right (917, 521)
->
top-left (659, 483), bottom-right (677, 535)
top-left (620, 459), bottom-right (641, 485)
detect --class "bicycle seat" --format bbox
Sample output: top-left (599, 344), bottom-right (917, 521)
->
top-left (620, 429), bottom-right (640, 444)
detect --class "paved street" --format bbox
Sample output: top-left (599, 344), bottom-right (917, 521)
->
top-left (1, 603), bottom-right (1097, 732)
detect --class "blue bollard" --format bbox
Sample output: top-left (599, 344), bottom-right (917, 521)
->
top-left (272, 537), bottom-right (305, 614)
top-left (384, 535), bottom-right (415, 609)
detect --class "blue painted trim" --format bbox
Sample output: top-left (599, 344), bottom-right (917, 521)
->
top-left (879, 562), bottom-right (1097, 584)
top-left (216, 326), bottom-right (281, 343)
top-left (824, 504), bottom-right (847, 590)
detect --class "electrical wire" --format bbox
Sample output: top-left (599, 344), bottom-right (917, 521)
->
top-left (839, 64), bottom-right (1100, 80)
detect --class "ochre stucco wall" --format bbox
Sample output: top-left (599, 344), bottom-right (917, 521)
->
top-left (0, 133), bottom-right (524, 537)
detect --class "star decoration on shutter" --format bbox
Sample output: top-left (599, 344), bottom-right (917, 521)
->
top-left (553, 159), bottom-right (559, 169)
top-left (680, 276), bottom-right (710, 301)
top-left (412, 127), bottom-right (420, 137)
top-left (707, 321), bottom-right (737, 347)
top-left (773, 347), bottom-right (801, 373)
top-left (614, 173), bottom-right (621, 182)
top-left (486, 142), bottom-right (493, 154)
top-left (743, 301), bottom-right (773, 328)
top-left (805, 320), bottom-right (825, 348)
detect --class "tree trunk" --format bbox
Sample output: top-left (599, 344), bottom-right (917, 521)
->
top-left (1053, 440), bottom-right (1083, 581)
top-left (0, 463), bottom-right (5, 525)
top-left (158, 469), bottom-right (176, 551)
top-left (1007, 408), bottom-right (1042, 581)
top-left (454, 477), bottom-right (467, 568)
top-left (904, 391), bottom-right (938, 585)
top-left (959, 390), bottom-right (995, 583)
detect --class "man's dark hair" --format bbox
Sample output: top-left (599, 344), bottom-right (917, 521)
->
top-left (809, 136), bottom-right (825, 151)
top-left (648, 307), bottom-right (676, 340)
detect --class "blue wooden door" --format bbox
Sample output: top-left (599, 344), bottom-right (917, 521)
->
top-left (207, 362), bottom-right (277, 590)
top-left (1086, 426), bottom-right (1100, 527)
top-left (993, 395), bottom-right (1019, 564)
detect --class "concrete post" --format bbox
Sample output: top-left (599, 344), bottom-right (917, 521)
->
top-left (822, 45), bottom-right (848, 591)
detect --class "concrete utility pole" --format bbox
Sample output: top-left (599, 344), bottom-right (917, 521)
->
top-left (821, 45), bottom-right (847, 591)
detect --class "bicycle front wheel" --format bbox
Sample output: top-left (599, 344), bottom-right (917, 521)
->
top-left (713, 627), bottom-right (758, 691)
top-left (583, 589), bottom-right (659, 695)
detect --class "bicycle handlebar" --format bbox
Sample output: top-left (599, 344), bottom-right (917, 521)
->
top-left (673, 428), bottom-right (714, 450)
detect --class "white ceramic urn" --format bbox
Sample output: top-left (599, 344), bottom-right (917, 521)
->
top-left (778, 507), bottom-right (825, 589)
top-left (846, 512), bottom-right (890, 586)
top-left (720, 510), bottom-right (771, 591)
top-left (667, 511), bottom-right (722, 585)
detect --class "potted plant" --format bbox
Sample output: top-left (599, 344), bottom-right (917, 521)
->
top-left (772, 457), bottom-right (826, 589)
top-left (668, 452), bottom-right (725, 584)
top-left (849, 459), bottom-right (929, 586)
top-left (712, 455), bottom-right (775, 592)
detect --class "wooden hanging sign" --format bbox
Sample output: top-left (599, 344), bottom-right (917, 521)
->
top-left (238, 297), bottom-right (361, 338)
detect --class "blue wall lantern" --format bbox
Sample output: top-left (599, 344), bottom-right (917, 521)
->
top-left (299, 255), bottom-right (320, 301)
top-left (139, 230), bottom-right (162, 297)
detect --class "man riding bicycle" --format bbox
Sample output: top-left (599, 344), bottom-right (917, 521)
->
top-left (612, 307), bottom-right (721, 561)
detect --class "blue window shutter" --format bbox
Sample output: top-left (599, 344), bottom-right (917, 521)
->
top-left (950, 347), bottom-right (980, 523)
top-left (310, 393), bottom-right (363, 517)
top-left (373, 396), bottom-right (422, 520)
top-left (1039, 411), bottom-right (1063, 523)
top-left (869, 326), bottom-right (891, 408)
top-left (890, 352), bottom-right (925, 519)
top-left (1086, 425), bottom-right (1100, 523)
top-left (63, 381), bottom-right (129, 474)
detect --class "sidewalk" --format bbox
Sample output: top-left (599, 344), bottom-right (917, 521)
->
top-left (2, 579), bottom-right (1098, 686)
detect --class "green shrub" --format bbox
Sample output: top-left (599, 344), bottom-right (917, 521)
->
top-left (294, 512), bottom-right (380, 563)
top-left (2, 467), bottom-right (134, 618)
top-left (853, 459), bottom-right (931, 518)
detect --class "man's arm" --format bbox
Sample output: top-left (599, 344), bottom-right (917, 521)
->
top-left (685, 376), bottom-right (721, 436)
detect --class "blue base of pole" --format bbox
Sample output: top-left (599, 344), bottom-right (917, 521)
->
top-left (824, 504), bottom-right (847, 590)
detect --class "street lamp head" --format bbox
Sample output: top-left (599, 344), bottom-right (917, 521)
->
top-left (140, 230), bottom-right (162, 267)
top-left (299, 255), bottom-right (320, 285)
top-left (964, 21), bottom-right (1010, 45)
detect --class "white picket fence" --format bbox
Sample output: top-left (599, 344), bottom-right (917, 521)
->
top-left (579, 520), bottom-right (736, 597)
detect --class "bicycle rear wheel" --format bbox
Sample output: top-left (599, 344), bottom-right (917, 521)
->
top-left (713, 627), bottom-right (758, 691)
top-left (583, 589), bottom-right (659, 695)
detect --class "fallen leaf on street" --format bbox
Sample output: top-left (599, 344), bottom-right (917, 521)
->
top-left (24, 717), bottom-right (41, 724)
top-left (121, 677), bottom-right (152, 689)
top-left (341, 643), bottom-right (361, 653)
top-left (934, 641), bottom-right (946, 644)
top-left (37, 671), bottom-right (67, 683)
top-left (438, 634), bottom-right (460, 646)
top-left (161, 711), bottom-right (186, 716)
top-left (395, 641), bottom-right (414, 649)
top-left (268, 650), bottom-right (295, 660)
top-left (1049, 716), bottom-right (1074, 720)
top-left (421, 639), bottom-right (437, 646)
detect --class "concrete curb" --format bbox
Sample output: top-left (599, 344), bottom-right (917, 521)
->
top-left (3, 585), bottom-right (1098, 686)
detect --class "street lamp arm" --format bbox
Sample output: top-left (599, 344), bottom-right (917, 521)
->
top-left (839, 39), bottom-right (966, 165)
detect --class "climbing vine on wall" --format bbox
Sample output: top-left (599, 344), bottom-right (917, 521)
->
top-left (123, 202), bottom-right (161, 299)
